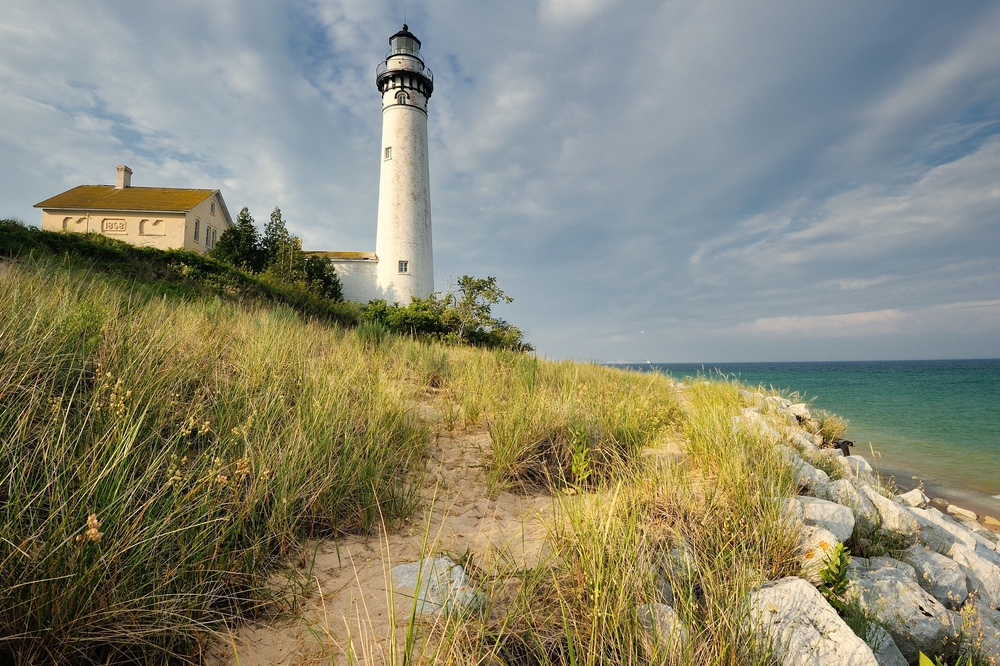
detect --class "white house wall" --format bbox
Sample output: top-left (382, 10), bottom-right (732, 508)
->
top-left (331, 260), bottom-right (381, 303)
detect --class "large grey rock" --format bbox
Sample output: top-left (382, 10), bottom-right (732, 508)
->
top-left (946, 504), bottom-right (978, 521)
top-left (954, 516), bottom-right (1000, 546)
top-left (789, 403), bottom-right (812, 421)
top-left (781, 497), bottom-right (805, 529)
top-left (391, 557), bottom-right (483, 615)
top-left (789, 430), bottom-right (818, 454)
top-left (906, 506), bottom-right (977, 552)
top-left (750, 576), bottom-right (878, 665)
top-left (900, 545), bottom-right (969, 608)
top-left (800, 525), bottom-right (841, 584)
top-left (949, 542), bottom-right (1000, 608)
top-left (972, 599), bottom-right (1000, 661)
top-left (848, 557), bottom-right (959, 662)
top-left (894, 488), bottom-right (929, 509)
top-left (829, 479), bottom-right (880, 535)
top-left (655, 539), bottom-right (699, 606)
top-left (859, 485), bottom-right (919, 539)
top-left (781, 447), bottom-right (833, 499)
top-left (637, 603), bottom-right (688, 657)
top-left (737, 409), bottom-right (785, 442)
top-left (864, 625), bottom-right (908, 666)
top-left (798, 496), bottom-right (856, 543)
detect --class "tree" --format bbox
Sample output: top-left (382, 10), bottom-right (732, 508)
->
top-left (261, 207), bottom-right (305, 283)
top-left (211, 207), bottom-right (264, 272)
top-left (359, 275), bottom-right (531, 351)
top-left (303, 254), bottom-right (343, 301)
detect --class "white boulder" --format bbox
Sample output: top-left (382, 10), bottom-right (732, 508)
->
top-left (800, 525), bottom-right (841, 583)
top-left (750, 576), bottom-right (878, 665)
top-left (859, 485), bottom-right (919, 539)
top-left (789, 403), bottom-right (812, 421)
top-left (900, 545), bottom-right (969, 608)
top-left (829, 479), bottom-right (880, 535)
top-left (864, 625), bottom-right (908, 666)
top-left (949, 542), bottom-right (1000, 608)
top-left (637, 603), bottom-right (688, 657)
top-left (848, 557), bottom-right (959, 662)
top-left (894, 488), bottom-right (929, 509)
top-left (391, 557), bottom-right (483, 615)
top-left (798, 496), bottom-right (856, 543)
top-left (906, 506), bottom-right (978, 552)
top-left (946, 504), bottom-right (978, 521)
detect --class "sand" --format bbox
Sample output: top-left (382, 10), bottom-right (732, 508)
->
top-left (205, 429), bottom-right (553, 666)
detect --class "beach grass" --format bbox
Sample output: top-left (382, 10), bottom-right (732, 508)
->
top-left (2, 253), bottom-right (823, 665)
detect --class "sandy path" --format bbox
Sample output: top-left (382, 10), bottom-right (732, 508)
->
top-left (206, 429), bottom-right (553, 666)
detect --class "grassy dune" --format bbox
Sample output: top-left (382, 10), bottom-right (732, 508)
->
top-left (1, 250), bottom-right (804, 664)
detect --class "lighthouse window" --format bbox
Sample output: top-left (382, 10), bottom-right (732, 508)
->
top-left (384, 146), bottom-right (392, 160)
top-left (396, 91), bottom-right (409, 105)
top-left (398, 260), bottom-right (408, 274)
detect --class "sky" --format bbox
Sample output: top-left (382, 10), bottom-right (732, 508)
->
top-left (2, 0), bottom-right (999, 362)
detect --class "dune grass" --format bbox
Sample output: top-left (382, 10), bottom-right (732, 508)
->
top-left (3, 252), bottom-right (807, 665)
top-left (0, 259), bottom-right (425, 663)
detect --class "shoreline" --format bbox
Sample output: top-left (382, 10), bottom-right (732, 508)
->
top-left (869, 457), bottom-right (1000, 535)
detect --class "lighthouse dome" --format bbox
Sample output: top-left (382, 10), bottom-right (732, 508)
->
top-left (388, 25), bottom-right (422, 60)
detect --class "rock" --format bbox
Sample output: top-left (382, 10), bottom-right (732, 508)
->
top-left (906, 506), bottom-right (977, 552)
top-left (789, 430), bottom-right (818, 453)
top-left (848, 557), bottom-right (960, 662)
top-left (971, 599), bottom-right (1000, 661)
top-left (930, 497), bottom-right (950, 510)
top-left (946, 504), bottom-right (978, 521)
top-left (798, 496), bottom-right (856, 543)
top-left (894, 488), bottom-right (929, 509)
top-left (765, 396), bottom-right (792, 410)
top-left (984, 515), bottom-right (1000, 530)
top-left (864, 625), bottom-right (908, 666)
top-left (781, 497), bottom-right (805, 529)
top-left (800, 525), bottom-right (840, 583)
top-left (829, 479), bottom-right (880, 536)
top-left (391, 557), bottom-right (483, 615)
top-left (900, 545), bottom-right (969, 608)
top-left (845, 455), bottom-right (874, 475)
top-left (750, 576), bottom-right (878, 665)
top-left (949, 542), bottom-right (1000, 608)
top-left (655, 540), bottom-right (699, 605)
top-left (859, 485), bottom-right (919, 539)
top-left (953, 517), bottom-right (1000, 545)
top-left (737, 409), bottom-right (784, 442)
top-left (781, 447), bottom-right (833, 499)
top-left (637, 603), bottom-right (688, 657)
top-left (814, 447), bottom-right (845, 459)
top-left (789, 403), bottom-right (812, 421)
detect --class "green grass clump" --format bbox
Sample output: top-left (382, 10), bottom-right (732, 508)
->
top-left (0, 218), bottom-right (360, 326)
top-left (0, 260), bottom-right (426, 663)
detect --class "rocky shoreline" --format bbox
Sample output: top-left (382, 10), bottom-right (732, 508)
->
top-left (738, 393), bottom-right (1000, 664)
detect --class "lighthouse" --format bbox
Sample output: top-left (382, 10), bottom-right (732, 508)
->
top-left (374, 25), bottom-right (435, 304)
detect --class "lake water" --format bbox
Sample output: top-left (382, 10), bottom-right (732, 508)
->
top-left (614, 360), bottom-right (1000, 508)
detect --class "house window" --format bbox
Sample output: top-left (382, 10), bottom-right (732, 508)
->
top-left (398, 260), bottom-right (408, 274)
top-left (194, 218), bottom-right (200, 243)
top-left (210, 202), bottom-right (216, 215)
top-left (384, 146), bottom-right (392, 160)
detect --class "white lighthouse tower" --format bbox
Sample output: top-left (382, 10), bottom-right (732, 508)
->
top-left (374, 25), bottom-right (434, 304)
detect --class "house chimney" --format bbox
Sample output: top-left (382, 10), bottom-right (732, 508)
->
top-left (116, 165), bottom-right (133, 189)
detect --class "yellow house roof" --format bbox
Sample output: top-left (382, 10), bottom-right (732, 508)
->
top-left (304, 251), bottom-right (378, 261)
top-left (34, 185), bottom-right (217, 213)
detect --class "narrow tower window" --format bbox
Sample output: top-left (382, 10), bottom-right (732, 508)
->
top-left (398, 260), bottom-right (408, 274)
top-left (396, 91), bottom-right (408, 105)
top-left (384, 146), bottom-right (392, 160)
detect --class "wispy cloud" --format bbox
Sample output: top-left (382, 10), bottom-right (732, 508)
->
top-left (1, 0), bottom-right (999, 361)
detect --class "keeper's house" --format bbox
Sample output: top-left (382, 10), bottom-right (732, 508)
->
top-left (34, 165), bottom-right (233, 255)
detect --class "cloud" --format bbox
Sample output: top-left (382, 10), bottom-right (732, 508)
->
top-left (1, 0), bottom-right (999, 361)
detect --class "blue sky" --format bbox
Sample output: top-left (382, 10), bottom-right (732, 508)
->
top-left (2, 0), bottom-right (999, 362)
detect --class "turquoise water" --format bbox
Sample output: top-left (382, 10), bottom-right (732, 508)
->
top-left (615, 360), bottom-right (1000, 498)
